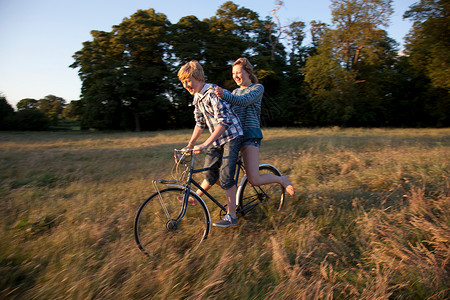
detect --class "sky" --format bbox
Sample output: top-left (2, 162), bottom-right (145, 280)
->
top-left (0, 0), bottom-right (417, 109)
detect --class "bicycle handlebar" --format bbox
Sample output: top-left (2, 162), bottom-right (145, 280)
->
top-left (174, 148), bottom-right (193, 155)
top-left (174, 148), bottom-right (194, 165)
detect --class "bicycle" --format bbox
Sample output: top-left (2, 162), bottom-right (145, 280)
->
top-left (134, 149), bottom-right (286, 258)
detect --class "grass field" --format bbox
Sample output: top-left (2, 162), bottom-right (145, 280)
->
top-left (1, 128), bottom-right (449, 299)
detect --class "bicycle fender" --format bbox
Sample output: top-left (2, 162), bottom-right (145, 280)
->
top-left (185, 189), bottom-right (212, 235)
top-left (259, 163), bottom-right (282, 176)
top-left (236, 181), bottom-right (244, 206)
top-left (166, 183), bottom-right (184, 189)
top-left (235, 164), bottom-right (282, 206)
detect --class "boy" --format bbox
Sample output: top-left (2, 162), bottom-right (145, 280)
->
top-left (177, 60), bottom-right (243, 228)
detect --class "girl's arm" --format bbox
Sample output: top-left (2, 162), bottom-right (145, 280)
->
top-left (221, 84), bottom-right (264, 107)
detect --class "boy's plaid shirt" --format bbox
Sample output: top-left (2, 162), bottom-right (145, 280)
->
top-left (193, 84), bottom-right (243, 147)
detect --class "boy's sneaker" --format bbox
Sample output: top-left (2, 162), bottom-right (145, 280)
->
top-left (213, 214), bottom-right (238, 228)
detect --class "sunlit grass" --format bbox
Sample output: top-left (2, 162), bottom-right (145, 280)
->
top-left (1, 128), bottom-right (449, 299)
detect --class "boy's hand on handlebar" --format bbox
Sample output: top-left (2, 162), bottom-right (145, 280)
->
top-left (193, 144), bottom-right (207, 154)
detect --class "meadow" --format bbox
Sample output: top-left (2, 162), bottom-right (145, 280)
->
top-left (0, 128), bottom-right (449, 299)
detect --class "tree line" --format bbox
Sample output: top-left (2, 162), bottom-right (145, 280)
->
top-left (1, 0), bottom-right (448, 131)
top-left (0, 94), bottom-right (82, 130)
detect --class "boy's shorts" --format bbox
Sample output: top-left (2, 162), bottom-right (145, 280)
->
top-left (203, 136), bottom-right (242, 190)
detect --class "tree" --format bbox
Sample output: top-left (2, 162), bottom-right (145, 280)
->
top-left (0, 95), bottom-right (50, 131)
top-left (402, 0), bottom-right (449, 126)
top-left (62, 100), bottom-right (83, 120)
top-left (17, 98), bottom-right (38, 111)
top-left (65, 1), bottom-right (450, 129)
top-left (71, 9), bottom-right (172, 131)
top-left (204, 1), bottom-right (261, 86)
top-left (245, 1), bottom-right (294, 126)
top-left (304, 0), bottom-right (395, 126)
top-left (404, 0), bottom-right (450, 90)
top-left (169, 16), bottom-right (211, 63)
top-left (166, 16), bottom-right (212, 129)
top-left (37, 95), bottom-right (66, 125)
top-left (113, 9), bottom-right (172, 131)
top-left (0, 95), bottom-right (15, 129)
top-left (310, 21), bottom-right (329, 48)
top-left (329, 0), bottom-right (393, 71)
top-left (13, 109), bottom-right (49, 131)
top-left (71, 30), bottom-right (123, 130)
top-left (282, 20), bottom-right (314, 126)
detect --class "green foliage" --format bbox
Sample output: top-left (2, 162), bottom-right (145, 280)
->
top-left (1, 95), bottom-right (49, 131)
top-left (62, 100), bottom-right (83, 120)
top-left (401, 0), bottom-right (450, 127)
top-left (65, 0), bottom-right (450, 130)
top-left (10, 109), bottom-right (50, 131)
top-left (1, 96), bottom-right (52, 131)
top-left (404, 0), bottom-right (450, 90)
top-left (16, 98), bottom-right (38, 111)
top-left (72, 9), bottom-right (168, 131)
top-left (9, 95), bottom-right (74, 130)
top-left (305, 52), bottom-right (356, 125)
top-left (71, 9), bottom-right (172, 132)
top-left (169, 15), bottom-right (211, 63)
top-left (0, 96), bottom-right (15, 129)
top-left (204, 1), bottom-right (264, 85)
top-left (4, 1), bottom-right (450, 131)
top-left (303, 0), bottom-right (414, 126)
top-left (330, 0), bottom-right (393, 70)
top-left (37, 95), bottom-right (66, 125)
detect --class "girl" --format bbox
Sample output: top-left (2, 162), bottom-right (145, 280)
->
top-left (215, 58), bottom-right (294, 196)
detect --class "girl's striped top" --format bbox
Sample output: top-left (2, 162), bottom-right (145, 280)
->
top-left (222, 83), bottom-right (264, 139)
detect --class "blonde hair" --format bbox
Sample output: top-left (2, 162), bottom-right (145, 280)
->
top-left (232, 57), bottom-right (258, 83)
top-left (177, 60), bottom-right (205, 82)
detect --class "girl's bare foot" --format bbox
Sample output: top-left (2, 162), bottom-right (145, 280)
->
top-left (281, 176), bottom-right (295, 196)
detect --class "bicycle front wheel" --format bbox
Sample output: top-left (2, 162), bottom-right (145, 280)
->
top-left (237, 165), bottom-right (285, 219)
top-left (134, 187), bottom-right (210, 258)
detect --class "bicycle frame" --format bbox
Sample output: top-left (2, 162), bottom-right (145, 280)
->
top-left (152, 151), bottom-right (249, 227)
top-left (152, 149), bottom-right (285, 232)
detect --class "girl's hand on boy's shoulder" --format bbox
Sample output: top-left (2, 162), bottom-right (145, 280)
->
top-left (214, 86), bottom-right (224, 98)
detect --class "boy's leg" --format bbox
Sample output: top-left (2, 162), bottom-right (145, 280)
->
top-left (199, 145), bottom-right (221, 197)
top-left (225, 185), bottom-right (237, 218)
top-left (221, 137), bottom-right (241, 216)
top-left (213, 137), bottom-right (241, 228)
top-left (213, 185), bottom-right (238, 228)
top-left (196, 180), bottom-right (213, 197)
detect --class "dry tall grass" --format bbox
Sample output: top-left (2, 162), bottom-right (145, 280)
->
top-left (1, 128), bottom-right (449, 299)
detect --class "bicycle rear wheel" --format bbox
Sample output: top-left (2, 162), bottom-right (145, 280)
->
top-left (134, 187), bottom-right (210, 258)
top-left (237, 165), bottom-right (285, 219)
